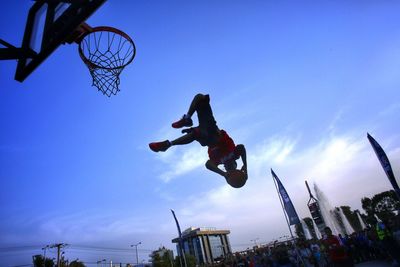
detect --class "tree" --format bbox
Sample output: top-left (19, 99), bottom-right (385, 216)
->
top-left (174, 254), bottom-right (196, 267)
top-left (69, 260), bottom-right (86, 267)
top-left (161, 251), bottom-right (173, 267)
top-left (151, 253), bottom-right (164, 267)
top-left (33, 254), bottom-right (55, 267)
top-left (295, 222), bottom-right (305, 240)
top-left (362, 190), bottom-right (400, 223)
top-left (361, 197), bottom-right (376, 226)
top-left (303, 217), bottom-right (317, 239)
top-left (340, 206), bottom-right (362, 232)
top-left (33, 255), bottom-right (44, 267)
top-left (331, 208), bottom-right (346, 234)
top-left (150, 247), bottom-right (174, 267)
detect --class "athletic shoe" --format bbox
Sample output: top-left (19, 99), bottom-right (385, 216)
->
top-left (149, 140), bottom-right (171, 152)
top-left (172, 115), bottom-right (193, 128)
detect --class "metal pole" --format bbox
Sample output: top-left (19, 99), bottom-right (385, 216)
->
top-left (171, 210), bottom-right (187, 267)
top-left (131, 242), bottom-right (141, 266)
top-left (56, 245), bottom-right (61, 267)
top-left (136, 245), bottom-right (139, 266)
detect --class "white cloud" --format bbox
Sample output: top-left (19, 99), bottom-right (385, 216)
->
top-left (328, 108), bottom-right (347, 133)
top-left (157, 145), bottom-right (208, 182)
top-left (145, 95), bottom-right (400, 252)
top-left (4, 131), bottom-right (398, 260)
top-left (162, 131), bottom-right (400, 251)
top-left (378, 103), bottom-right (400, 117)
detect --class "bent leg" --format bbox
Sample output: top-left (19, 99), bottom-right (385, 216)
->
top-left (172, 94), bottom-right (210, 129)
top-left (171, 131), bottom-right (196, 146)
top-left (149, 131), bottom-right (196, 152)
top-left (186, 93), bottom-right (209, 118)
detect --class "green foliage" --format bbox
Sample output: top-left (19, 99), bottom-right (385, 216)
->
top-left (332, 206), bottom-right (363, 233)
top-left (33, 255), bottom-right (44, 267)
top-left (150, 248), bottom-right (174, 267)
top-left (335, 206), bottom-right (368, 232)
top-left (295, 223), bottom-right (305, 239)
top-left (295, 217), bottom-right (320, 240)
top-left (174, 254), bottom-right (196, 267)
top-left (362, 190), bottom-right (400, 223)
top-left (152, 253), bottom-right (165, 267)
top-left (303, 217), bottom-right (317, 239)
top-left (33, 255), bottom-right (55, 267)
top-left (185, 254), bottom-right (196, 267)
top-left (341, 206), bottom-right (362, 232)
top-left (69, 260), bottom-right (86, 267)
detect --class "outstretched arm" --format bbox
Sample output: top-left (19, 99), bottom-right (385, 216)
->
top-left (205, 160), bottom-right (227, 178)
top-left (236, 144), bottom-right (247, 174)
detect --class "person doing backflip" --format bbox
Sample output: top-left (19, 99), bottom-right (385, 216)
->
top-left (149, 93), bottom-right (248, 188)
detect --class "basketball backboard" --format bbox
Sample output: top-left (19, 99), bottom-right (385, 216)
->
top-left (0, 0), bottom-right (106, 82)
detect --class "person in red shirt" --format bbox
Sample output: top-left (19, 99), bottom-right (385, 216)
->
top-left (149, 94), bottom-right (247, 187)
top-left (322, 227), bottom-right (354, 267)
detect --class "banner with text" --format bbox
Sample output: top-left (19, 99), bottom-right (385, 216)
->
top-left (271, 169), bottom-right (300, 225)
top-left (367, 133), bottom-right (400, 199)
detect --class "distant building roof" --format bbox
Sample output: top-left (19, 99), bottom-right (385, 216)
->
top-left (172, 227), bottom-right (230, 243)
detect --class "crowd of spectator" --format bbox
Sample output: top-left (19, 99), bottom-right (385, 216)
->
top-left (218, 216), bottom-right (400, 267)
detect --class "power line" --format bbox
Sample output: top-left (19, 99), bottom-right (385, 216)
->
top-left (0, 245), bottom-right (43, 252)
top-left (0, 242), bottom-right (256, 254)
top-left (69, 244), bottom-right (153, 253)
top-left (0, 244), bottom-right (153, 253)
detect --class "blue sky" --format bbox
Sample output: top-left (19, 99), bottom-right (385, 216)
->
top-left (1, 0), bottom-right (400, 266)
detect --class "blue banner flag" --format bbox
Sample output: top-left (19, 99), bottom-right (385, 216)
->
top-left (171, 209), bottom-right (187, 267)
top-left (271, 169), bottom-right (300, 225)
top-left (367, 133), bottom-right (400, 199)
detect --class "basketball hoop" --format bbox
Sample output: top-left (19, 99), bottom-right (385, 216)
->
top-left (78, 26), bottom-right (136, 97)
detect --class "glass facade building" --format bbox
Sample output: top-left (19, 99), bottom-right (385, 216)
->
top-left (172, 227), bottom-right (231, 264)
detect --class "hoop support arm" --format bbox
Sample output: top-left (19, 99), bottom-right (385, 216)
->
top-left (64, 22), bottom-right (93, 44)
top-left (0, 39), bottom-right (37, 60)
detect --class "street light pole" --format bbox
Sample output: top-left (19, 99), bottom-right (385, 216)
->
top-left (250, 238), bottom-right (259, 247)
top-left (130, 242), bottom-right (142, 266)
top-left (96, 259), bottom-right (106, 267)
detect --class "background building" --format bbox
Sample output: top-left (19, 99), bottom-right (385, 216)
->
top-left (172, 227), bottom-right (231, 265)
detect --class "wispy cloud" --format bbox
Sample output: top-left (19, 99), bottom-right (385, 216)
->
top-left (378, 103), bottom-right (400, 117)
top-left (328, 108), bottom-right (347, 133)
top-left (156, 145), bottom-right (208, 182)
top-left (144, 88), bottom-right (400, 251)
top-left (3, 130), bottom-right (398, 255)
top-left (167, 130), bottom-right (400, 250)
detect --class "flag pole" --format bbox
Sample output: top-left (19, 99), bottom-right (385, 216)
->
top-left (271, 169), bottom-right (304, 266)
top-left (272, 171), bottom-right (295, 238)
top-left (171, 209), bottom-right (187, 267)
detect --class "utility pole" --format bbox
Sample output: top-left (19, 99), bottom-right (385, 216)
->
top-left (49, 243), bottom-right (68, 267)
top-left (42, 245), bottom-right (49, 267)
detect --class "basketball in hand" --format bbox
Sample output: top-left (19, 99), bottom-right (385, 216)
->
top-left (226, 169), bottom-right (247, 188)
